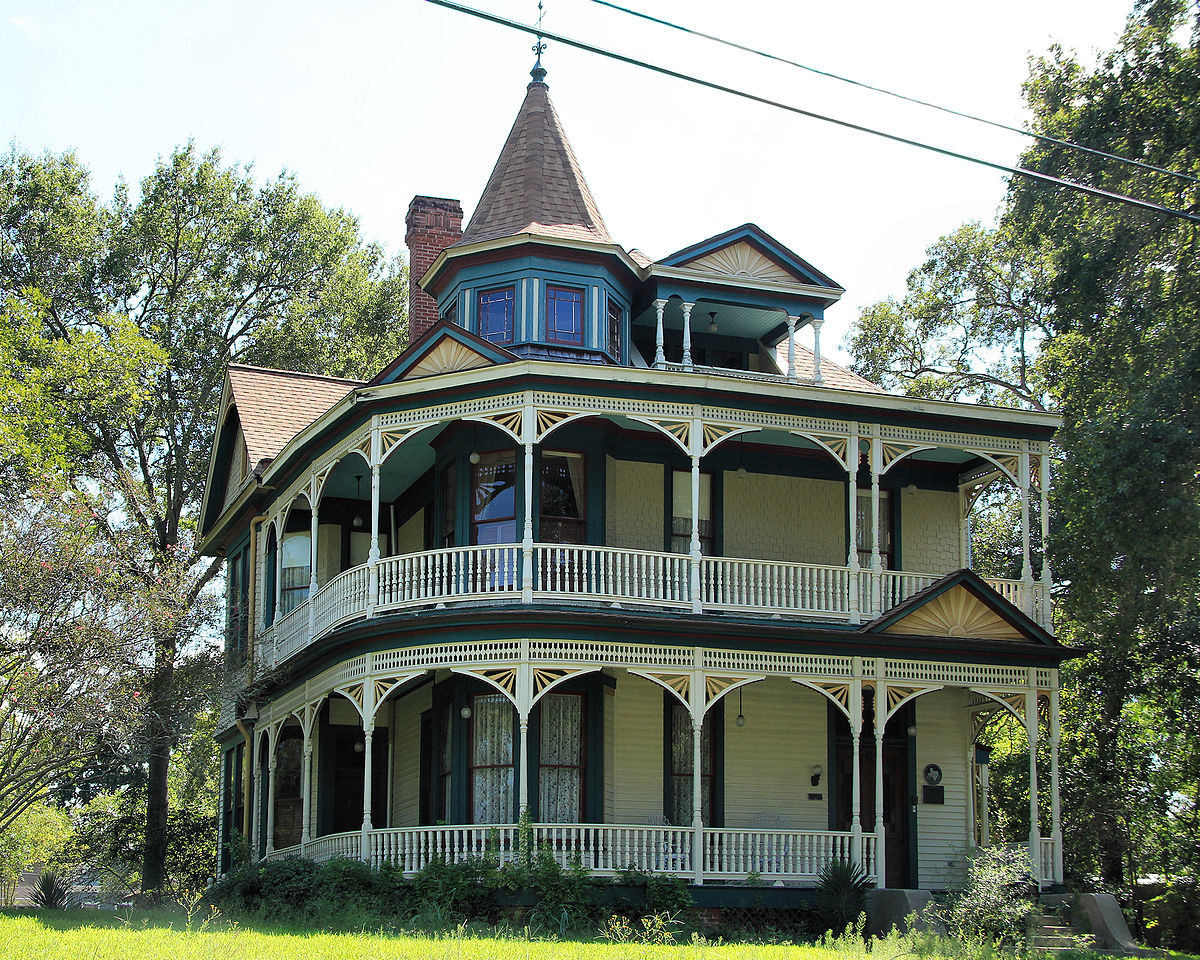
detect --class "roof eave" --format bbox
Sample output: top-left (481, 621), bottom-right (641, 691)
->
top-left (646, 263), bottom-right (845, 304)
top-left (421, 234), bottom-right (646, 292)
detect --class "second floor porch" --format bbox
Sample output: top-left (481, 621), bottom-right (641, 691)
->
top-left (250, 541), bottom-right (1047, 670)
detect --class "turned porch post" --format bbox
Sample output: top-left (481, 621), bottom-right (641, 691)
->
top-left (681, 301), bottom-right (694, 371)
top-left (869, 432), bottom-right (883, 616)
top-left (308, 494), bottom-right (319, 640)
top-left (692, 717), bottom-right (704, 884)
top-left (689, 453), bottom-right (703, 614)
top-left (300, 737), bottom-right (313, 849)
top-left (1025, 685), bottom-right (1041, 885)
top-left (979, 756), bottom-right (991, 846)
top-left (522, 440), bottom-right (535, 603)
top-left (847, 426), bottom-right (861, 624)
top-left (785, 315), bottom-right (798, 383)
top-left (265, 736), bottom-right (278, 858)
top-left (1019, 451), bottom-right (1035, 616)
top-left (811, 318), bottom-right (824, 384)
top-left (1039, 449), bottom-right (1052, 627)
top-left (367, 462), bottom-right (381, 613)
top-left (360, 724), bottom-right (375, 863)
top-left (273, 517), bottom-right (283, 627)
top-left (1049, 683), bottom-right (1063, 884)
top-left (874, 679), bottom-right (887, 887)
top-left (653, 299), bottom-right (666, 368)
top-left (850, 661), bottom-right (864, 867)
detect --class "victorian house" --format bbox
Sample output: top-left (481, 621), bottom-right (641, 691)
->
top-left (200, 64), bottom-right (1070, 895)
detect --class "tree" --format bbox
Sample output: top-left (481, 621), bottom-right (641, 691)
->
top-left (847, 0), bottom-right (1200, 891)
top-left (0, 485), bottom-right (144, 834)
top-left (0, 143), bottom-right (408, 891)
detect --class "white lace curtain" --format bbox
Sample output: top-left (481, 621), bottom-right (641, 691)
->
top-left (538, 693), bottom-right (583, 822)
top-left (472, 694), bottom-right (513, 823)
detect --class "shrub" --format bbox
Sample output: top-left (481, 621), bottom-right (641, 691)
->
top-left (30, 870), bottom-right (76, 910)
top-left (813, 858), bottom-right (872, 934)
top-left (1143, 877), bottom-right (1200, 951)
top-left (930, 845), bottom-right (1034, 946)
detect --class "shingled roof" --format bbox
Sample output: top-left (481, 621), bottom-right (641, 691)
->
top-left (227, 365), bottom-right (362, 471)
top-left (457, 80), bottom-right (612, 246)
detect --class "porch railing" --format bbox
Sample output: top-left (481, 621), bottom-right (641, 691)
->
top-left (272, 822), bottom-right (866, 882)
top-left (254, 543), bottom-right (1045, 670)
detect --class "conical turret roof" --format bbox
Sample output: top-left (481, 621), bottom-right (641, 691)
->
top-left (458, 80), bottom-right (612, 246)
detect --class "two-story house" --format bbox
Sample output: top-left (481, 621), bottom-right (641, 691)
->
top-left (199, 63), bottom-right (1071, 895)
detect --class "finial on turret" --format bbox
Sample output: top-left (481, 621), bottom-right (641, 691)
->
top-left (530, 0), bottom-right (548, 84)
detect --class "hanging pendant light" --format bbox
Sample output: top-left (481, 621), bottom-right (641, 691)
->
top-left (736, 686), bottom-right (746, 727)
top-left (353, 475), bottom-right (364, 528)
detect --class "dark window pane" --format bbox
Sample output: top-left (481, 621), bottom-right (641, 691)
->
top-left (607, 299), bottom-right (622, 361)
top-left (540, 453), bottom-right (585, 544)
top-left (546, 286), bottom-right (583, 344)
top-left (471, 451), bottom-right (517, 545)
top-left (478, 287), bottom-right (514, 344)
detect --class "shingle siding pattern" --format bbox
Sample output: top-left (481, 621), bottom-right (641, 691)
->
top-left (723, 472), bottom-right (845, 565)
top-left (900, 490), bottom-right (961, 575)
top-left (458, 82), bottom-right (612, 247)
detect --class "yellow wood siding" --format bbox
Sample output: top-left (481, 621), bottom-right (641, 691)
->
top-left (605, 458), bottom-right (664, 551)
top-left (391, 685), bottom-right (431, 827)
top-left (724, 679), bottom-right (829, 829)
top-left (722, 473), bottom-right (845, 564)
top-left (915, 689), bottom-right (971, 889)
top-left (395, 510), bottom-right (424, 555)
top-left (901, 490), bottom-right (960, 574)
top-left (612, 672), bottom-right (665, 823)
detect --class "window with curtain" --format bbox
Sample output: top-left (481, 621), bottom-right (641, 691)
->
top-left (478, 287), bottom-right (514, 343)
top-left (280, 530), bottom-right (311, 614)
top-left (471, 451), bottom-right (517, 545)
top-left (669, 701), bottom-right (714, 827)
top-left (670, 470), bottom-right (713, 555)
top-left (546, 285), bottom-right (583, 344)
top-left (538, 692), bottom-right (584, 822)
top-left (856, 489), bottom-right (893, 568)
top-left (540, 452), bottom-right (586, 543)
top-left (470, 693), bottom-right (514, 823)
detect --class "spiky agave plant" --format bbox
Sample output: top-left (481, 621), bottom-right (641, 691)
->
top-left (29, 870), bottom-right (76, 910)
top-left (814, 858), bottom-right (872, 934)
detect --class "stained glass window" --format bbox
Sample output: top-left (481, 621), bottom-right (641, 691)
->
top-left (546, 285), bottom-right (583, 344)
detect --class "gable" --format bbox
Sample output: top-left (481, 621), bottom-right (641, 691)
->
top-left (689, 241), bottom-right (794, 283)
top-left (661, 224), bottom-right (840, 290)
top-left (371, 321), bottom-right (517, 385)
top-left (881, 584), bottom-right (1028, 642)
top-left (407, 337), bottom-right (496, 379)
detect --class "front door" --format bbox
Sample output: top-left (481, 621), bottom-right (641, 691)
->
top-left (882, 741), bottom-right (911, 888)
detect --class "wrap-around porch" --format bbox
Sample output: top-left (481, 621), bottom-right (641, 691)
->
top-left (224, 640), bottom-right (1065, 890)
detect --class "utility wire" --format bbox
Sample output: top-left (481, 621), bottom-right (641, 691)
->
top-left (591, 0), bottom-right (1200, 187)
top-left (424, 0), bottom-right (1200, 224)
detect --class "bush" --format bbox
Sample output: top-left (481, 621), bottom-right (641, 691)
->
top-left (1143, 877), bottom-right (1200, 951)
top-left (930, 845), bottom-right (1034, 946)
top-left (29, 870), bottom-right (76, 910)
top-left (813, 858), bottom-right (872, 934)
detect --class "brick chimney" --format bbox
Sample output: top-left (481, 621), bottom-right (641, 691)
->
top-left (405, 196), bottom-right (463, 343)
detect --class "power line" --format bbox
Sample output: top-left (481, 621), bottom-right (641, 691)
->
top-left (424, 0), bottom-right (1200, 224)
top-left (591, 0), bottom-right (1200, 188)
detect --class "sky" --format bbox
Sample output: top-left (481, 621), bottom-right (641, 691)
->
top-left (3, 0), bottom-right (1135, 362)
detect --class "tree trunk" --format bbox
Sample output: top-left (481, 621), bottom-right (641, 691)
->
top-left (140, 637), bottom-right (176, 895)
top-left (1095, 683), bottom-right (1126, 888)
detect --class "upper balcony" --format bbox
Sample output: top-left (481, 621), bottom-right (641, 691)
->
top-left (254, 541), bottom-right (1047, 670)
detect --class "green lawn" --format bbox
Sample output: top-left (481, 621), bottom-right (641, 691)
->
top-left (2, 910), bottom-right (1193, 960)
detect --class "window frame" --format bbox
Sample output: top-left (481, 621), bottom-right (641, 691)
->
top-left (467, 692), bottom-right (516, 824)
top-left (545, 284), bottom-right (584, 346)
top-left (536, 691), bottom-right (586, 823)
top-left (855, 488), bottom-right (894, 569)
top-left (538, 449), bottom-right (587, 544)
top-left (606, 296), bottom-right (622, 362)
top-left (477, 286), bottom-right (515, 344)
top-left (663, 693), bottom-right (723, 827)
top-left (669, 469), bottom-right (715, 556)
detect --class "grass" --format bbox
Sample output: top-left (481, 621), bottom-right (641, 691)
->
top-left (3, 910), bottom-right (1198, 960)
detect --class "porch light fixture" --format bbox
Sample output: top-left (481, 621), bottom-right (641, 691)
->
top-left (460, 705), bottom-right (473, 719)
top-left (708, 311), bottom-right (718, 334)
top-left (810, 764), bottom-right (822, 787)
top-left (469, 451), bottom-right (481, 465)
top-left (907, 723), bottom-right (918, 737)
top-left (735, 687), bottom-right (746, 727)
top-left (353, 475), bottom-right (364, 528)
top-left (905, 483), bottom-right (918, 495)
top-left (353, 740), bottom-right (364, 754)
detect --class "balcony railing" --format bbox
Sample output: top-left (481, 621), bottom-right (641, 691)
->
top-left (254, 543), bottom-right (1047, 670)
top-left (267, 822), bottom-right (874, 883)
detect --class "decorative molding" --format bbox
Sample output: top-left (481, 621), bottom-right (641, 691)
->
top-left (881, 586), bottom-right (1027, 642)
top-left (631, 670), bottom-right (691, 708)
top-left (689, 242), bottom-right (794, 283)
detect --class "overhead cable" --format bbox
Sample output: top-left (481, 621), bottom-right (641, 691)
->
top-left (591, 0), bottom-right (1200, 187)
top-left (424, 0), bottom-right (1200, 224)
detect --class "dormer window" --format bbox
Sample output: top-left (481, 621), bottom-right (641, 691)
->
top-left (546, 285), bottom-right (583, 345)
top-left (478, 287), bottom-right (514, 344)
